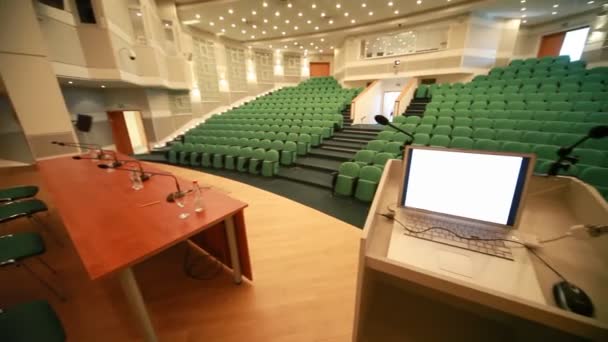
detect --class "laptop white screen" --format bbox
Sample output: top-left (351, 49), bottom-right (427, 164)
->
top-left (401, 148), bottom-right (530, 226)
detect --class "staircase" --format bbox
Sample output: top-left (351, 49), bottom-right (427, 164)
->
top-left (402, 97), bottom-right (431, 117)
top-left (276, 106), bottom-right (382, 189)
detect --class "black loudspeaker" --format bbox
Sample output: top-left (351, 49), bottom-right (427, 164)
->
top-left (75, 114), bottom-right (93, 132)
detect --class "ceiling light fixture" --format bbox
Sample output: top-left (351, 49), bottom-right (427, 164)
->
top-left (241, 17), bottom-right (247, 22)
top-left (369, 11), bottom-right (374, 15)
top-left (288, 3), bottom-right (293, 8)
top-left (251, 35), bottom-right (256, 39)
top-left (520, 0), bottom-right (526, 3)
top-left (307, 19), bottom-right (312, 24)
top-left (552, 11), bottom-right (558, 15)
top-left (388, 1), bottom-right (393, 6)
top-left (417, 0), bottom-right (422, 4)
top-left (101, 85), bottom-right (106, 88)
top-left (275, 11), bottom-right (280, 16)
top-left (263, 2), bottom-right (268, 7)
top-left (344, 12), bottom-right (349, 16)
top-left (228, 9), bottom-right (233, 14)
top-left (522, 20), bottom-right (527, 23)
top-left (521, 14), bottom-right (527, 18)
top-left (253, 24), bottom-right (257, 28)
top-left (282, 31), bottom-right (286, 35)
top-left (329, 19), bottom-right (334, 24)
top-left (221, 28), bottom-right (226, 32)
top-left (336, 4), bottom-right (341, 8)
top-left (195, 14), bottom-right (200, 19)
top-left (587, 0), bottom-right (594, 3)
top-left (68, 81), bottom-right (73, 84)
top-left (219, 16), bottom-right (224, 20)
top-left (298, 12), bottom-right (303, 16)
top-left (273, 25), bottom-right (278, 29)
top-left (521, 7), bottom-right (526, 11)
top-left (394, 10), bottom-right (399, 14)
top-left (285, 19), bottom-right (290, 23)
top-left (312, 4), bottom-right (317, 9)
top-left (294, 26), bottom-right (299, 30)
top-left (242, 29), bottom-right (246, 33)
top-left (321, 12), bottom-right (326, 17)
top-left (210, 21), bottom-right (215, 26)
top-left (262, 30), bottom-right (267, 34)
top-left (231, 23), bottom-right (236, 27)
top-left (362, 3), bottom-right (367, 7)
top-left (252, 10), bottom-right (257, 15)
top-left (321, 38), bottom-right (325, 42)
top-left (315, 26), bottom-right (319, 30)
top-left (263, 18), bottom-right (268, 23)
top-left (351, 19), bottom-right (356, 23)
top-left (553, 4), bottom-right (559, 8)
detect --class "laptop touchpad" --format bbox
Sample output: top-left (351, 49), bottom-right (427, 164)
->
top-left (438, 251), bottom-right (473, 278)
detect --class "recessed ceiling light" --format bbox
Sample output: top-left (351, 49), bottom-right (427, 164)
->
top-left (394, 10), bottom-right (399, 14)
top-left (298, 12), bottom-right (303, 16)
top-left (521, 14), bottom-right (527, 18)
top-left (68, 81), bottom-right (73, 84)
top-left (344, 12), bottom-right (349, 16)
top-left (329, 19), bottom-right (334, 24)
top-left (210, 21), bottom-right (215, 26)
top-left (300, 45), bottom-right (303, 49)
top-left (282, 31), bottom-right (286, 35)
top-left (388, 1), bottom-right (393, 6)
top-left (219, 16), bottom-right (224, 20)
top-left (587, 0), bottom-right (594, 3)
top-left (307, 19), bottom-right (312, 24)
top-left (221, 28), bottom-right (226, 32)
top-left (310, 42), bottom-right (314, 46)
top-left (195, 14), bottom-right (200, 19)
top-left (417, 0), bottom-right (422, 4)
top-left (336, 3), bottom-right (341, 8)
top-left (228, 9), bottom-right (233, 14)
top-left (262, 30), bottom-right (267, 34)
top-left (552, 11), bottom-right (558, 15)
top-left (312, 3), bottom-right (317, 8)
top-left (269, 44), bottom-right (272, 48)
top-left (284, 45), bottom-right (288, 48)
top-left (101, 85), bottom-right (106, 88)
top-left (253, 10), bottom-right (258, 15)
top-left (522, 20), bottom-right (527, 23)
top-left (241, 17), bottom-right (247, 22)
top-left (520, 0), bottom-right (526, 3)
top-left (231, 23), bottom-right (236, 27)
top-left (294, 42), bottom-right (298, 45)
top-left (273, 25), bottom-right (278, 29)
top-left (369, 11), bottom-right (374, 15)
top-left (285, 19), bottom-right (290, 23)
top-left (521, 7), bottom-right (526, 11)
top-left (253, 24), bottom-right (257, 28)
top-left (294, 25), bottom-right (299, 30)
top-left (315, 26), bottom-right (319, 30)
top-left (321, 38), bottom-right (325, 42)
top-left (263, 2), bottom-right (268, 7)
top-left (321, 12), bottom-right (326, 17)
top-left (242, 29), bottom-right (247, 33)
top-left (362, 3), bottom-right (367, 7)
top-left (288, 3), bottom-right (293, 8)
top-left (263, 18), bottom-right (268, 23)
top-left (553, 4), bottom-right (559, 8)
top-left (351, 19), bottom-right (356, 23)
top-left (275, 11), bottom-right (280, 16)
top-left (251, 35), bottom-right (256, 39)
top-left (319, 49), bottom-right (324, 53)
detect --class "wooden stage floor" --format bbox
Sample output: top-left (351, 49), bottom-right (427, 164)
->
top-left (0, 163), bottom-right (361, 341)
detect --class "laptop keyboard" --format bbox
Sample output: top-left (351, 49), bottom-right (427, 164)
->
top-left (400, 214), bottom-right (514, 261)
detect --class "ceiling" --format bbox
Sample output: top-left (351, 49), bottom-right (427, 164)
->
top-left (176, 0), bottom-right (606, 53)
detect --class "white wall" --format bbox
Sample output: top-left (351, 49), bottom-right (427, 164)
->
top-left (353, 82), bottom-right (383, 124)
top-left (124, 110), bottom-right (147, 153)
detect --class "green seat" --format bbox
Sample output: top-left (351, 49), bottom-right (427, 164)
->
top-left (297, 134), bottom-right (312, 156)
top-left (436, 117), bottom-right (454, 126)
top-left (372, 152), bottom-right (394, 171)
top-left (432, 125), bottom-right (452, 136)
top-left (0, 186), bottom-right (38, 203)
top-left (405, 116), bottom-right (421, 125)
top-left (0, 300), bottom-right (66, 342)
top-left (190, 144), bottom-right (204, 166)
top-left (248, 148), bottom-right (266, 174)
top-left (236, 147), bottom-right (253, 172)
top-left (334, 162), bottom-right (360, 196)
top-left (472, 118), bottom-right (492, 129)
top-left (473, 139), bottom-right (501, 152)
top-left (0, 199), bottom-right (47, 224)
top-left (413, 133), bottom-right (430, 146)
top-left (366, 140), bottom-right (387, 152)
top-left (383, 142), bottom-right (403, 158)
top-left (353, 150), bottom-right (376, 168)
top-left (501, 142), bottom-right (531, 153)
top-left (472, 128), bottom-right (495, 140)
top-left (575, 149), bottom-right (606, 166)
top-left (521, 132), bottom-right (552, 145)
top-left (224, 146), bottom-right (241, 170)
top-left (429, 135), bottom-right (450, 147)
top-left (493, 119), bottom-right (515, 130)
top-left (212, 145), bottom-right (229, 169)
top-left (354, 166), bottom-right (383, 202)
top-left (415, 85), bottom-right (429, 98)
top-left (201, 145), bottom-right (214, 167)
top-left (280, 141), bottom-right (298, 165)
top-left (449, 137), bottom-right (474, 149)
top-left (167, 142), bottom-right (183, 164)
top-left (452, 127), bottom-right (473, 138)
top-left (261, 150), bottom-right (280, 177)
top-left (415, 125), bottom-right (433, 134)
top-left (179, 143), bottom-right (194, 165)
top-left (376, 131), bottom-right (395, 141)
top-left (541, 121), bottom-right (570, 133)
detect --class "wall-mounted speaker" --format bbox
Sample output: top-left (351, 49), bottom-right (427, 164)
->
top-left (75, 114), bottom-right (93, 132)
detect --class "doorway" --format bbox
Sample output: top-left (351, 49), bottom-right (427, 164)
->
top-left (382, 91), bottom-right (401, 120)
top-left (309, 62), bottom-right (330, 77)
top-left (537, 27), bottom-right (590, 60)
top-left (538, 32), bottom-right (565, 58)
top-left (107, 110), bottom-right (149, 155)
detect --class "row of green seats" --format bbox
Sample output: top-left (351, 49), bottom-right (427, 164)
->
top-left (429, 81), bottom-right (608, 96)
top-left (207, 114), bottom-right (342, 123)
top-left (185, 130), bottom-right (323, 146)
top-left (394, 113), bottom-right (607, 127)
top-left (199, 122), bottom-right (334, 138)
top-left (420, 109), bottom-right (607, 122)
top-left (426, 99), bottom-right (607, 112)
top-left (432, 91), bottom-right (607, 103)
top-left (333, 164), bottom-right (383, 202)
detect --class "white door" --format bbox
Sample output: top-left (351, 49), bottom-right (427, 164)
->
top-left (382, 91), bottom-right (401, 120)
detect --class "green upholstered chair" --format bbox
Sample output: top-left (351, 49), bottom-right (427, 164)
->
top-left (334, 162), bottom-right (360, 196)
top-left (449, 137), bottom-right (474, 149)
top-left (236, 147), bottom-right (253, 172)
top-left (376, 131), bottom-right (394, 141)
top-left (0, 233), bottom-right (64, 301)
top-left (0, 186), bottom-right (38, 203)
top-left (371, 152), bottom-right (394, 171)
top-left (201, 145), bottom-right (214, 168)
top-left (354, 166), bottom-right (383, 202)
top-left (353, 150), bottom-right (376, 168)
top-left (248, 148), bottom-right (266, 174)
top-left (413, 133), bottom-right (430, 146)
top-left (366, 140), bottom-right (387, 152)
top-left (262, 150), bottom-right (280, 177)
top-left (178, 143), bottom-right (194, 165)
top-left (224, 146), bottom-right (241, 170)
top-left (189, 144), bottom-right (204, 166)
top-left (0, 300), bottom-right (66, 342)
top-left (428, 135), bottom-right (450, 148)
top-left (501, 142), bottom-right (531, 154)
top-left (383, 142), bottom-right (403, 159)
top-left (579, 167), bottom-right (608, 200)
top-left (473, 139), bottom-right (501, 152)
top-left (0, 199), bottom-right (60, 244)
top-left (472, 128), bottom-right (495, 140)
top-left (297, 134), bottom-right (312, 156)
top-left (167, 142), bottom-right (183, 164)
top-left (280, 141), bottom-right (298, 166)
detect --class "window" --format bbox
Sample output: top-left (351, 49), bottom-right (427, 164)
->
top-left (254, 51), bottom-right (274, 83)
top-left (75, 0), bottom-right (96, 23)
top-left (283, 54), bottom-right (301, 76)
top-left (559, 27), bottom-right (590, 62)
top-left (361, 26), bottom-right (448, 59)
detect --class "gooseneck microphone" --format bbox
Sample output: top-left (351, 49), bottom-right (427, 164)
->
top-left (374, 115), bottom-right (415, 143)
top-left (75, 157), bottom-right (150, 181)
top-left (52, 141), bottom-right (123, 167)
top-left (548, 125), bottom-right (608, 176)
top-left (97, 164), bottom-right (187, 202)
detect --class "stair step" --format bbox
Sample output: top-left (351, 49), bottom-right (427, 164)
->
top-left (333, 132), bottom-right (377, 141)
top-left (294, 156), bottom-right (342, 172)
top-left (276, 167), bottom-right (334, 189)
top-left (308, 148), bottom-right (355, 161)
top-left (341, 129), bottom-right (378, 136)
top-left (322, 140), bottom-right (367, 149)
top-left (321, 145), bottom-right (360, 153)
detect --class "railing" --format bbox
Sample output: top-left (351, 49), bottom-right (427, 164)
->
top-left (350, 80), bottom-right (379, 120)
top-left (393, 79), bottom-right (419, 117)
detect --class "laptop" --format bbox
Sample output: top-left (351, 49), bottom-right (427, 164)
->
top-left (387, 146), bottom-right (545, 302)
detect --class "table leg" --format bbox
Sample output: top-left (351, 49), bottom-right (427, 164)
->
top-left (118, 267), bottom-right (158, 342)
top-left (224, 215), bottom-right (242, 284)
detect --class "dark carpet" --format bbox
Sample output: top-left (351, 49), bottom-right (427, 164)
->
top-left (136, 154), bottom-right (370, 228)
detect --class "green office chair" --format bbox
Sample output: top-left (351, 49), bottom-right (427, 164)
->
top-left (333, 162), bottom-right (360, 196)
top-left (0, 300), bottom-right (66, 342)
top-left (0, 233), bottom-right (64, 301)
top-left (0, 199), bottom-right (61, 246)
top-left (354, 166), bottom-right (382, 202)
top-left (262, 150), bottom-right (280, 177)
top-left (281, 141), bottom-right (298, 166)
top-left (371, 152), bottom-right (394, 171)
top-left (224, 146), bottom-right (241, 171)
top-left (236, 147), bottom-right (253, 172)
top-left (248, 148), bottom-right (266, 175)
top-left (0, 186), bottom-right (39, 203)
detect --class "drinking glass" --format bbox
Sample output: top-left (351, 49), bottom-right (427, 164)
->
top-left (129, 170), bottom-right (143, 190)
top-left (174, 194), bottom-right (190, 219)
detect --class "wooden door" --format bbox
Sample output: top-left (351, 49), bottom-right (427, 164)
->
top-left (537, 32), bottom-right (566, 58)
top-left (309, 62), bottom-right (330, 77)
top-left (107, 111), bottom-right (133, 155)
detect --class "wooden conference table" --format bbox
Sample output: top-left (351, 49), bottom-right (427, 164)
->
top-left (38, 154), bottom-right (252, 342)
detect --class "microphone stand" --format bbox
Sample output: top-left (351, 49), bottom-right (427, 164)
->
top-left (52, 141), bottom-right (123, 167)
top-left (374, 115), bottom-right (415, 153)
top-left (74, 157), bottom-right (150, 181)
top-left (97, 164), bottom-right (189, 202)
top-left (548, 135), bottom-right (594, 176)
